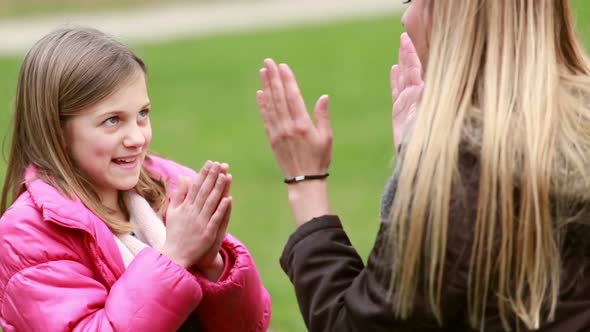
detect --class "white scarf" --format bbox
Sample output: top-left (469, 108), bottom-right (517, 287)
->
top-left (113, 191), bottom-right (167, 268)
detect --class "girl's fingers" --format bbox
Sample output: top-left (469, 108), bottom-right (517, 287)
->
top-left (195, 162), bottom-right (221, 209)
top-left (206, 197), bottom-right (232, 239)
top-left (186, 178), bottom-right (199, 203)
top-left (220, 163), bottom-right (229, 174)
top-left (222, 173), bottom-right (232, 198)
top-left (187, 161), bottom-right (211, 203)
top-left (170, 176), bottom-right (189, 208)
top-left (200, 175), bottom-right (227, 221)
top-left (217, 197), bottom-right (232, 238)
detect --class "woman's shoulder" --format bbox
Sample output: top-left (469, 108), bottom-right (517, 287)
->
top-left (144, 155), bottom-right (199, 184)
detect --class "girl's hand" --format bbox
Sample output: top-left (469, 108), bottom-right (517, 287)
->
top-left (391, 32), bottom-right (424, 152)
top-left (161, 161), bottom-right (231, 269)
top-left (194, 172), bottom-right (232, 280)
top-left (256, 58), bottom-right (333, 180)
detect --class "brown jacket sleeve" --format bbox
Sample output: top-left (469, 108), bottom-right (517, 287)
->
top-left (279, 215), bottom-right (468, 332)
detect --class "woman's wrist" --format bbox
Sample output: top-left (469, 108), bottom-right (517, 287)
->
top-left (287, 179), bottom-right (332, 227)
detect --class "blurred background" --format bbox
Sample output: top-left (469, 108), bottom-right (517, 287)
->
top-left (0, 1), bottom-right (589, 331)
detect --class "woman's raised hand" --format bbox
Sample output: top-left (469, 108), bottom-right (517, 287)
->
top-left (161, 161), bottom-right (232, 270)
top-left (391, 32), bottom-right (424, 152)
top-left (256, 59), bottom-right (333, 227)
top-left (256, 59), bottom-right (333, 180)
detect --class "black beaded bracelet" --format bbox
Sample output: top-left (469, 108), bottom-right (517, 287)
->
top-left (284, 173), bottom-right (330, 184)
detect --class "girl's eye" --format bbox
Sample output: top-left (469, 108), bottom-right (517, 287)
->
top-left (103, 117), bottom-right (119, 126)
top-left (138, 109), bottom-right (150, 120)
top-left (403, 0), bottom-right (411, 3)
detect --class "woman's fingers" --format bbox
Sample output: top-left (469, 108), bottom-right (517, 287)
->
top-left (391, 64), bottom-right (400, 102)
top-left (399, 33), bottom-right (423, 87)
top-left (256, 58), bottom-right (334, 180)
top-left (406, 67), bottom-right (423, 90)
top-left (313, 95), bottom-right (332, 137)
top-left (399, 61), bottom-right (421, 88)
top-left (279, 63), bottom-right (312, 126)
top-left (400, 33), bottom-right (422, 70)
top-left (399, 33), bottom-right (415, 69)
top-left (259, 69), bottom-right (277, 129)
top-left (391, 33), bottom-right (424, 152)
top-left (256, 89), bottom-right (276, 141)
top-left (264, 58), bottom-right (292, 122)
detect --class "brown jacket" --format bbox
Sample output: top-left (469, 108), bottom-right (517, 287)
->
top-left (280, 150), bottom-right (590, 331)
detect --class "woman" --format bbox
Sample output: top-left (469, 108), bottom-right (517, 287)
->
top-left (256, 0), bottom-right (590, 330)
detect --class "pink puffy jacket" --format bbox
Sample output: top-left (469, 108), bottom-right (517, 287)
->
top-left (0, 156), bottom-right (271, 331)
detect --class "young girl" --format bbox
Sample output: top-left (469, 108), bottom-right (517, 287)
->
top-left (257, 0), bottom-right (590, 331)
top-left (0, 27), bottom-right (270, 331)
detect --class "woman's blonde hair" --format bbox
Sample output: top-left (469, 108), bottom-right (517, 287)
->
top-left (1, 27), bottom-right (167, 234)
top-left (389, 0), bottom-right (590, 330)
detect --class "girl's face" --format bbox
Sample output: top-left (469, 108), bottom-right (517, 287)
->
top-left (401, 0), bottom-right (430, 67)
top-left (65, 71), bottom-right (152, 204)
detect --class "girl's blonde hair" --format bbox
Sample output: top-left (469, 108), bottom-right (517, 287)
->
top-left (1, 27), bottom-right (167, 234)
top-left (389, 0), bottom-right (590, 330)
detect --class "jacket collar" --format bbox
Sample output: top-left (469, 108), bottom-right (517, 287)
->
top-left (23, 158), bottom-right (174, 233)
top-left (24, 165), bottom-right (101, 234)
top-left (24, 165), bottom-right (127, 284)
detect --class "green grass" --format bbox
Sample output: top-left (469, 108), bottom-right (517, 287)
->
top-left (1, 2), bottom-right (590, 331)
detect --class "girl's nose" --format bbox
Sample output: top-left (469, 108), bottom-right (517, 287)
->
top-left (123, 124), bottom-right (146, 148)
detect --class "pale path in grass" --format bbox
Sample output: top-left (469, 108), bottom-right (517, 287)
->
top-left (0, 0), bottom-right (404, 56)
